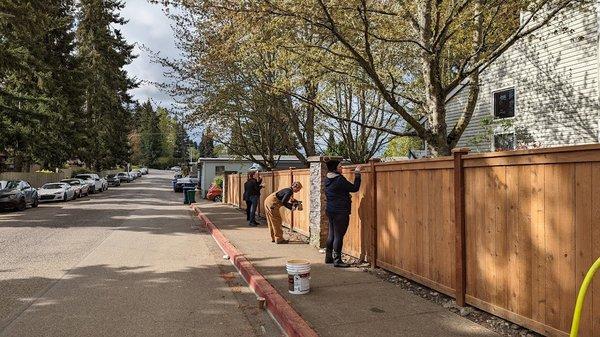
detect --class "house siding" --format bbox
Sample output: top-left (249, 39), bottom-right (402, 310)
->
top-left (446, 5), bottom-right (600, 152)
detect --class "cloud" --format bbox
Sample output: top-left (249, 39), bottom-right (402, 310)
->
top-left (120, 0), bottom-right (180, 107)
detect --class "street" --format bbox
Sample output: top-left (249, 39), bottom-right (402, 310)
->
top-left (0, 171), bottom-right (279, 337)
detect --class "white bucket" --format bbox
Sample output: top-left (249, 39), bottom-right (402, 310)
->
top-left (286, 259), bottom-right (311, 295)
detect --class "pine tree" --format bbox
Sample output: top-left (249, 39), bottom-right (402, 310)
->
top-left (198, 131), bottom-right (215, 158)
top-left (137, 100), bottom-right (164, 166)
top-left (76, 0), bottom-right (136, 170)
top-left (173, 122), bottom-right (188, 166)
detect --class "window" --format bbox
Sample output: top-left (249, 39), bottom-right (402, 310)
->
top-left (215, 166), bottom-right (225, 175)
top-left (494, 133), bottom-right (516, 151)
top-left (493, 88), bottom-right (515, 119)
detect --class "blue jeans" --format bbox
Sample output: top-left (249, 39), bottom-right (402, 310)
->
top-left (247, 195), bottom-right (259, 223)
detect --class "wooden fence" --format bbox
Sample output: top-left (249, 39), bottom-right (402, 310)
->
top-left (0, 171), bottom-right (71, 188)
top-left (224, 144), bottom-right (600, 337)
top-left (225, 168), bottom-right (311, 235)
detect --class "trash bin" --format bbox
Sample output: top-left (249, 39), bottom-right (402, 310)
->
top-left (183, 187), bottom-right (196, 204)
top-left (172, 179), bottom-right (177, 191)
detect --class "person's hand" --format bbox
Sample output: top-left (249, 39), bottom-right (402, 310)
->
top-left (354, 165), bottom-right (362, 173)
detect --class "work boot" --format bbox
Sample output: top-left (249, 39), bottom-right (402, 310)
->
top-left (275, 239), bottom-right (289, 244)
top-left (249, 222), bottom-right (257, 227)
top-left (325, 249), bottom-right (333, 264)
top-left (332, 252), bottom-right (350, 268)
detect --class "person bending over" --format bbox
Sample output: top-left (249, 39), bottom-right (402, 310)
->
top-left (264, 181), bottom-right (302, 244)
top-left (324, 160), bottom-right (361, 267)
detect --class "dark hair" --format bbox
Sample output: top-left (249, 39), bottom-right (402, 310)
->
top-left (247, 171), bottom-right (256, 181)
top-left (326, 160), bottom-right (340, 172)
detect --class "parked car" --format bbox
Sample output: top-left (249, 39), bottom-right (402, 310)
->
top-left (0, 180), bottom-right (38, 211)
top-left (60, 178), bottom-right (90, 197)
top-left (128, 172), bottom-right (138, 181)
top-left (170, 166), bottom-right (181, 172)
top-left (74, 174), bottom-right (105, 193)
top-left (140, 167), bottom-right (149, 175)
top-left (106, 174), bottom-right (121, 187)
top-left (38, 183), bottom-right (75, 202)
top-left (116, 172), bottom-right (132, 183)
top-left (133, 169), bottom-right (142, 177)
top-left (174, 176), bottom-right (199, 192)
top-left (0, 180), bottom-right (7, 189)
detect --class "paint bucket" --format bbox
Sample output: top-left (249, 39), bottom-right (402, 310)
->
top-left (286, 259), bottom-right (311, 295)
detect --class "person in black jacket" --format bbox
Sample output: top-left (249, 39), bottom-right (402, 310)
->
top-left (243, 171), bottom-right (263, 227)
top-left (324, 160), bottom-right (361, 267)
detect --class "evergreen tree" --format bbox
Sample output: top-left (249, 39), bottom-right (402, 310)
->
top-left (173, 121), bottom-right (188, 165)
top-left (198, 131), bottom-right (215, 158)
top-left (137, 100), bottom-right (164, 166)
top-left (76, 0), bottom-right (136, 170)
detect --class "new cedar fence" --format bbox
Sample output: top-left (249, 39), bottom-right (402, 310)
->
top-left (224, 144), bottom-right (600, 337)
top-left (225, 168), bottom-right (311, 235)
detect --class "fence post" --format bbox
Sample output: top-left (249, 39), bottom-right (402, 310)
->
top-left (223, 174), bottom-right (228, 204)
top-left (289, 167), bottom-right (295, 231)
top-left (369, 158), bottom-right (381, 268)
top-left (238, 173), bottom-right (243, 209)
top-left (452, 147), bottom-right (469, 307)
top-left (307, 156), bottom-right (343, 248)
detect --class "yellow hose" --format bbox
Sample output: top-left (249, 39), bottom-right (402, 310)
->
top-left (570, 256), bottom-right (600, 337)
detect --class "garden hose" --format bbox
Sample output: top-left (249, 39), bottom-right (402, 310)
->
top-left (569, 256), bottom-right (600, 337)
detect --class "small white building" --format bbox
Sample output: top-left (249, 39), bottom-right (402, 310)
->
top-left (196, 156), bottom-right (304, 196)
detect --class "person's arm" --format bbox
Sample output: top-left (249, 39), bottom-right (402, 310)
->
top-left (279, 189), bottom-right (294, 210)
top-left (341, 166), bottom-right (362, 192)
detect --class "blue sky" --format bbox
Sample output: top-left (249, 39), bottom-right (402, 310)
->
top-left (120, 0), bottom-right (179, 108)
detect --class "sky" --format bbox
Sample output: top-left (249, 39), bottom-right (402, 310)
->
top-left (120, 0), bottom-right (179, 108)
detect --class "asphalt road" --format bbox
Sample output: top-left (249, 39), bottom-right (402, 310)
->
top-left (0, 170), bottom-right (280, 337)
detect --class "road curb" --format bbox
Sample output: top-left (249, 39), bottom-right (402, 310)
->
top-left (190, 204), bottom-right (319, 337)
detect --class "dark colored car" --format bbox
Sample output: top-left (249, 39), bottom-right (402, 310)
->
top-left (106, 174), bottom-right (121, 187)
top-left (116, 172), bottom-right (132, 183)
top-left (0, 180), bottom-right (39, 211)
top-left (174, 176), bottom-right (199, 193)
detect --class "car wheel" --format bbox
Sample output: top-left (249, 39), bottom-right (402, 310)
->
top-left (214, 196), bottom-right (223, 203)
top-left (16, 198), bottom-right (26, 211)
top-left (63, 192), bottom-right (68, 202)
top-left (32, 197), bottom-right (39, 208)
top-left (90, 187), bottom-right (95, 194)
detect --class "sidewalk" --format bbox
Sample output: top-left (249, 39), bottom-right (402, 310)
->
top-left (193, 200), bottom-right (499, 337)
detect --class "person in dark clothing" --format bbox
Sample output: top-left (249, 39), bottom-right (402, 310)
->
top-left (324, 160), bottom-right (361, 267)
top-left (243, 171), bottom-right (263, 227)
top-left (264, 181), bottom-right (303, 244)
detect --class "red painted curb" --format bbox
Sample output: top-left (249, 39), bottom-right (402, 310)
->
top-left (190, 204), bottom-right (319, 337)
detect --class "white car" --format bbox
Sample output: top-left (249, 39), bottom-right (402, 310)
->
top-left (38, 183), bottom-right (76, 202)
top-left (74, 174), bottom-right (106, 193)
top-left (0, 181), bottom-right (6, 189)
top-left (170, 166), bottom-right (181, 172)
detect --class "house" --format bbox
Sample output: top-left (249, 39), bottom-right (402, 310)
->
top-left (446, 4), bottom-right (600, 152)
top-left (196, 155), bottom-right (304, 196)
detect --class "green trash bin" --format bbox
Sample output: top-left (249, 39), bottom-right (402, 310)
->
top-left (184, 187), bottom-right (196, 204)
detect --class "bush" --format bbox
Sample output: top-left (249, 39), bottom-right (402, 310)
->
top-left (213, 175), bottom-right (223, 188)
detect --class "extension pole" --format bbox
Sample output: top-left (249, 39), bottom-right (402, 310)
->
top-left (569, 256), bottom-right (600, 337)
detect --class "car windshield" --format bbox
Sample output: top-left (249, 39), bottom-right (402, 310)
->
top-left (42, 184), bottom-right (64, 189)
top-left (76, 175), bottom-right (91, 179)
top-left (117, 173), bottom-right (126, 176)
top-left (5, 181), bottom-right (20, 189)
top-left (63, 180), bottom-right (80, 185)
top-left (107, 174), bottom-right (115, 178)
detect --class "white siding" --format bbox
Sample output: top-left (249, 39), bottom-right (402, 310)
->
top-left (446, 5), bottom-right (600, 152)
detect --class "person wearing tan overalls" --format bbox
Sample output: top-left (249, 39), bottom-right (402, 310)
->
top-left (264, 182), bottom-right (303, 244)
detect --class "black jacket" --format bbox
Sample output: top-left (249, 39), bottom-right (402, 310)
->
top-left (275, 187), bottom-right (294, 210)
top-left (243, 178), bottom-right (262, 200)
top-left (325, 172), bottom-right (361, 214)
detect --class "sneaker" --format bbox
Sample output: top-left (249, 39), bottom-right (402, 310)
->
top-left (249, 222), bottom-right (257, 227)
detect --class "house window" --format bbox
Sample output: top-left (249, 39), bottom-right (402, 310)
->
top-left (493, 133), bottom-right (516, 151)
top-left (215, 166), bottom-right (225, 175)
top-left (493, 88), bottom-right (515, 119)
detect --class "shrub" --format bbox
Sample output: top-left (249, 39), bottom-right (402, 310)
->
top-left (71, 168), bottom-right (92, 177)
top-left (213, 175), bottom-right (223, 188)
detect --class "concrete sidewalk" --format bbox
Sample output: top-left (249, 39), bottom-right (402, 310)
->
top-left (195, 201), bottom-right (499, 337)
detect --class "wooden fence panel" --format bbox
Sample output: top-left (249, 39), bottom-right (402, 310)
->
top-left (463, 151), bottom-right (600, 337)
top-left (0, 172), bottom-right (69, 188)
top-left (291, 169), bottom-right (311, 236)
top-left (342, 166), bottom-right (373, 260)
top-left (374, 159), bottom-right (456, 297)
top-left (257, 172), bottom-right (273, 217)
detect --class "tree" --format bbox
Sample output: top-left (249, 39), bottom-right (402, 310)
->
top-left (384, 137), bottom-right (424, 158)
top-left (198, 131), bottom-right (215, 158)
top-left (186, 0), bottom-right (581, 156)
top-left (173, 121), bottom-right (189, 165)
top-left (76, 0), bottom-right (136, 170)
top-left (136, 100), bottom-right (164, 166)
